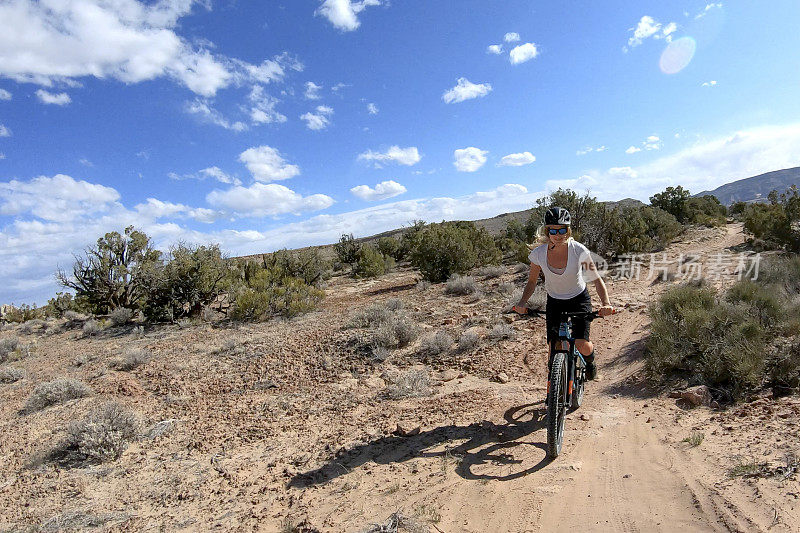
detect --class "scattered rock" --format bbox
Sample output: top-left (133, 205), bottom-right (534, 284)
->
top-left (579, 414), bottom-right (591, 421)
top-left (253, 380), bottom-right (278, 390)
top-left (496, 372), bottom-right (510, 384)
top-left (363, 377), bottom-right (386, 389)
top-left (668, 391), bottom-right (683, 399)
top-left (681, 385), bottom-right (712, 407)
top-left (145, 419), bottom-right (178, 439)
top-left (623, 473), bottom-right (632, 479)
top-left (437, 369), bottom-right (459, 382)
top-left (503, 315), bottom-right (516, 324)
top-left (442, 318), bottom-right (454, 325)
top-left (395, 422), bottom-right (421, 437)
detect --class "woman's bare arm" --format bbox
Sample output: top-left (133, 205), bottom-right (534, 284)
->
top-left (516, 263), bottom-right (542, 308)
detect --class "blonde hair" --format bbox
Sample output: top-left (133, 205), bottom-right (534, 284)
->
top-left (535, 224), bottom-right (573, 246)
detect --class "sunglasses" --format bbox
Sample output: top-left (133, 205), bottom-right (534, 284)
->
top-left (548, 227), bottom-right (568, 235)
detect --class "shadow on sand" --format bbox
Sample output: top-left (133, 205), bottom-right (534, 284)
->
top-left (289, 402), bottom-right (555, 489)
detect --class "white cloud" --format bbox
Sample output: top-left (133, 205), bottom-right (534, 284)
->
top-left (696, 3), bottom-right (723, 19)
top-left (185, 99), bottom-right (247, 131)
top-left (134, 198), bottom-right (217, 223)
top-left (498, 152), bottom-right (536, 167)
top-left (509, 43), bottom-right (539, 64)
top-left (504, 32), bottom-right (520, 43)
top-left (206, 183), bottom-right (334, 217)
top-left (625, 146), bottom-right (641, 154)
top-left (169, 166), bottom-right (242, 186)
top-left (350, 180), bottom-right (407, 201)
top-left (300, 105), bottom-right (334, 130)
top-left (367, 102), bottom-right (378, 114)
top-left (702, 80), bottom-right (718, 87)
top-left (442, 77), bottom-right (492, 104)
top-left (316, 0), bottom-right (381, 32)
top-left (547, 123), bottom-right (800, 202)
top-left (0, 174), bottom-right (120, 222)
top-left (576, 145), bottom-right (607, 155)
top-left (35, 89), bottom-right (71, 105)
top-left (486, 44), bottom-right (503, 55)
top-left (644, 135), bottom-right (662, 150)
top-left (238, 145), bottom-right (300, 182)
top-left (304, 81), bottom-right (322, 100)
top-left (625, 15), bottom-right (678, 50)
top-left (0, 88), bottom-right (10, 100)
top-left (248, 85), bottom-right (287, 125)
top-left (453, 147), bottom-right (488, 172)
top-left (78, 158), bottom-right (93, 167)
top-left (0, 153), bottom-right (5, 160)
top-left (358, 145), bottom-right (421, 167)
top-left (0, 124), bottom-right (10, 137)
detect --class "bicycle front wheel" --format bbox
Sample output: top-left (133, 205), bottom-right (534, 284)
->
top-left (547, 351), bottom-right (567, 458)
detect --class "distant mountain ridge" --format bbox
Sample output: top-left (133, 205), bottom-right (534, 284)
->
top-left (695, 167), bottom-right (800, 205)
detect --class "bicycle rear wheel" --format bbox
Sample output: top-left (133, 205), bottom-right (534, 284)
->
top-left (547, 351), bottom-right (567, 458)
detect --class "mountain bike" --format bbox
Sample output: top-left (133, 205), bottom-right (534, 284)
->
top-left (510, 306), bottom-right (617, 458)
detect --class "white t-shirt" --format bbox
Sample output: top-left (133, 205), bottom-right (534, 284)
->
top-left (528, 239), bottom-right (593, 299)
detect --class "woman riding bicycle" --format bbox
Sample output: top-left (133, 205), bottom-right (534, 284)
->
top-left (513, 207), bottom-right (614, 380)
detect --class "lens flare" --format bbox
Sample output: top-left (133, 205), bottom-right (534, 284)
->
top-left (659, 36), bottom-right (697, 74)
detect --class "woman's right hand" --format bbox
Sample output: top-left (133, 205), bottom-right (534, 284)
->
top-left (512, 304), bottom-right (528, 315)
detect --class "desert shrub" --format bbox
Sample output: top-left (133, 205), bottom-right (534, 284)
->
top-left (444, 275), bottom-right (479, 296)
top-left (377, 236), bottom-right (404, 261)
top-left (83, 319), bottom-right (102, 336)
top-left (645, 281), bottom-right (781, 401)
top-left (0, 336), bottom-right (22, 363)
top-left (766, 339), bottom-right (800, 397)
top-left (258, 248), bottom-right (331, 286)
top-left (4, 304), bottom-right (44, 323)
top-left (419, 330), bottom-right (453, 355)
top-left (488, 324), bottom-right (514, 340)
top-left (19, 319), bottom-right (47, 335)
top-left (347, 302), bottom-right (396, 328)
top-left (0, 367), bottom-right (24, 383)
top-left (57, 226), bottom-right (161, 314)
top-left (504, 218), bottom-right (530, 242)
top-left (24, 378), bottom-right (92, 413)
top-left (373, 317), bottom-right (421, 349)
top-left (757, 255), bottom-right (800, 295)
top-left (141, 244), bottom-right (228, 322)
top-left (384, 368), bottom-right (432, 400)
top-left (457, 330), bottom-right (480, 352)
top-left (604, 205), bottom-right (682, 255)
top-left (385, 298), bottom-right (403, 312)
top-left (110, 349), bottom-right (151, 371)
top-left (60, 402), bottom-right (140, 464)
top-left (334, 233), bottom-right (361, 268)
top-left (44, 292), bottom-right (88, 318)
top-left (231, 270), bottom-right (324, 320)
top-left (109, 308), bottom-right (134, 326)
top-left (63, 310), bottom-right (85, 322)
top-left (353, 245), bottom-right (394, 278)
top-left (410, 221), bottom-right (501, 282)
top-left (685, 195), bottom-right (727, 226)
top-left (474, 265), bottom-right (504, 279)
top-left (362, 511), bottom-right (428, 533)
top-left (398, 220), bottom-right (427, 258)
top-left (650, 186), bottom-right (691, 222)
top-left (742, 187), bottom-right (800, 252)
top-left (415, 280), bottom-right (431, 291)
top-left (728, 201), bottom-right (747, 218)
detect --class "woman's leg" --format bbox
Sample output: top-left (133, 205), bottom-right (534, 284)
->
top-left (574, 338), bottom-right (594, 356)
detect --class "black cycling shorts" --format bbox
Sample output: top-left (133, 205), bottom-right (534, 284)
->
top-left (546, 287), bottom-right (592, 344)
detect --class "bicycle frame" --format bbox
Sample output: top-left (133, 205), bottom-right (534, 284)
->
top-left (547, 317), bottom-right (586, 407)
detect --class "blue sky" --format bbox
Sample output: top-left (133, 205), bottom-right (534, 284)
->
top-left (2, 0), bottom-right (800, 305)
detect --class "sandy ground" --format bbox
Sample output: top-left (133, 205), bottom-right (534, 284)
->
top-left (0, 222), bottom-right (798, 532)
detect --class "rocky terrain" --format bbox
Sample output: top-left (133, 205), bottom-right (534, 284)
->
top-left (0, 222), bottom-right (798, 532)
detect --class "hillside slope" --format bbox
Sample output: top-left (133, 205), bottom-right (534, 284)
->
top-left (696, 166), bottom-right (800, 205)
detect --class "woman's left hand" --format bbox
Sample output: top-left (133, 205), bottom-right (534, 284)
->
top-left (598, 305), bottom-right (615, 317)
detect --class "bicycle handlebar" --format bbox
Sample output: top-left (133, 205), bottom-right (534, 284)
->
top-left (506, 306), bottom-right (619, 321)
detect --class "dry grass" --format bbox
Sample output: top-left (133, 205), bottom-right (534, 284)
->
top-left (384, 368), bottom-right (432, 399)
top-left (0, 366), bottom-right (25, 383)
top-left (109, 349), bottom-right (151, 371)
top-left (445, 275), bottom-right (479, 296)
top-left (474, 265), bottom-right (505, 279)
top-left (415, 280), bottom-right (431, 291)
top-left (0, 336), bottom-right (22, 362)
top-left (347, 303), bottom-right (394, 328)
top-left (457, 330), bottom-right (480, 352)
top-left (82, 319), bottom-right (102, 337)
top-left (109, 308), bottom-right (134, 326)
top-left (24, 378), bottom-right (92, 413)
top-left (20, 319), bottom-right (47, 335)
top-left (488, 324), bottom-right (515, 340)
top-left (373, 318), bottom-right (421, 349)
top-left (419, 330), bottom-right (453, 355)
top-left (361, 511), bottom-right (428, 533)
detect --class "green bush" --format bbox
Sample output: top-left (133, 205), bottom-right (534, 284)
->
top-left (24, 378), bottom-right (92, 413)
top-left (398, 220), bottom-right (427, 259)
top-left (353, 245), bottom-right (394, 278)
top-left (742, 187), bottom-right (800, 252)
top-left (685, 195), bottom-right (727, 226)
top-left (377, 237), bottom-right (404, 261)
top-left (650, 186), bottom-right (691, 222)
top-left (334, 233), bottom-right (361, 268)
top-left (61, 402), bottom-right (139, 464)
top-left (410, 221), bottom-right (501, 282)
top-left (646, 282), bottom-right (767, 400)
top-left (230, 267), bottom-right (324, 320)
top-left (141, 244), bottom-right (228, 322)
top-left (259, 248), bottom-right (331, 286)
top-left (3, 304), bottom-right (44, 323)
